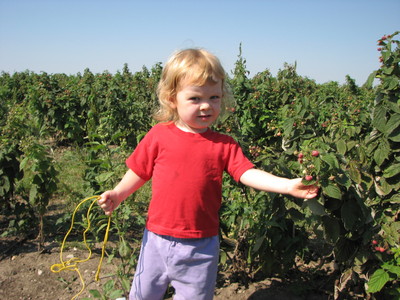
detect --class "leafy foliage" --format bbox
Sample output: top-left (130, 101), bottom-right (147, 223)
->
top-left (0, 32), bottom-right (399, 298)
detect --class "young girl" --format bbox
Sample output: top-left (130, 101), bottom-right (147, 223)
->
top-left (98, 48), bottom-right (319, 300)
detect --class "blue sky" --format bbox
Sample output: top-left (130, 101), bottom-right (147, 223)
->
top-left (0, 0), bottom-right (399, 84)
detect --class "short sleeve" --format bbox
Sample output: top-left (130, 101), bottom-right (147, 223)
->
top-left (126, 128), bottom-right (159, 181)
top-left (225, 139), bottom-right (254, 182)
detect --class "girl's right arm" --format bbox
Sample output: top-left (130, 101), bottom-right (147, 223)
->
top-left (98, 169), bottom-right (146, 216)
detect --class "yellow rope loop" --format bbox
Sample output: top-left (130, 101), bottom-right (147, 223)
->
top-left (50, 195), bottom-right (112, 300)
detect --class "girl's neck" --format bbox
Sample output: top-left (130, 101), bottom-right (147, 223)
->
top-left (175, 120), bottom-right (208, 134)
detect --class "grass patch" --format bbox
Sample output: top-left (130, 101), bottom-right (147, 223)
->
top-left (54, 147), bottom-right (88, 206)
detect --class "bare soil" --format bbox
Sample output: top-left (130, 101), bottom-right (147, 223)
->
top-left (0, 201), bottom-right (335, 300)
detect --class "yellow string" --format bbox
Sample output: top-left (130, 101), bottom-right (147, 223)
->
top-left (50, 195), bottom-right (111, 300)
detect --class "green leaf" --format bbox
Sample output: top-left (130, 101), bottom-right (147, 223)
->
top-left (373, 139), bottom-right (390, 166)
top-left (379, 177), bottom-right (393, 195)
top-left (220, 250), bottom-right (227, 265)
top-left (32, 174), bottom-right (43, 185)
top-left (364, 71), bottom-right (377, 88)
top-left (282, 117), bottom-right (295, 135)
top-left (354, 251), bottom-right (369, 266)
top-left (372, 105), bottom-right (387, 132)
top-left (85, 141), bottom-right (101, 146)
top-left (321, 215), bottom-right (340, 243)
top-left (341, 199), bottom-right (363, 231)
top-left (335, 172), bottom-right (351, 189)
top-left (336, 140), bottom-right (347, 155)
top-left (361, 173), bottom-right (374, 191)
top-left (89, 289), bottom-right (102, 298)
top-left (349, 161), bottom-right (361, 184)
top-left (253, 236), bottom-right (265, 253)
top-left (121, 277), bottom-right (131, 292)
top-left (96, 171), bottom-right (114, 183)
top-left (334, 237), bottom-right (358, 262)
top-left (385, 113), bottom-right (400, 135)
top-left (321, 153), bottom-right (339, 169)
top-left (367, 269), bottom-right (390, 293)
top-left (387, 100), bottom-right (400, 114)
top-left (388, 126), bottom-right (400, 142)
top-left (383, 163), bottom-right (400, 178)
top-left (109, 290), bottom-right (124, 299)
top-left (89, 144), bottom-right (107, 151)
top-left (346, 140), bottom-right (357, 152)
top-left (381, 222), bottom-right (400, 246)
top-left (303, 198), bottom-right (326, 216)
top-left (0, 176), bottom-right (10, 195)
top-left (29, 185), bottom-right (38, 204)
top-left (382, 264), bottom-right (400, 277)
top-left (323, 184), bottom-right (342, 200)
top-left (388, 77), bottom-right (399, 90)
top-left (324, 197), bottom-right (342, 211)
top-left (19, 156), bottom-right (30, 171)
top-left (104, 279), bottom-right (115, 292)
top-left (96, 222), bottom-right (110, 234)
top-left (386, 193), bottom-right (400, 204)
top-left (382, 65), bottom-right (394, 75)
top-left (288, 207), bottom-right (305, 221)
top-left (118, 239), bottom-right (132, 258)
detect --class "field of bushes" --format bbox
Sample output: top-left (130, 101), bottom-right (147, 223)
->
top-left (0, 32), bottom-right (399, 299)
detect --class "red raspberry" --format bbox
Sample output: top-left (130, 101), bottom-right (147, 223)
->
top-left (311, 150), bottom-right (319, 157)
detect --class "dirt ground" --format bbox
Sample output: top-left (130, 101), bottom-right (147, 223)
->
top-left (0, 201), bottom-right (334, 300)
top-left (0, 237), bottom-right (335, 300)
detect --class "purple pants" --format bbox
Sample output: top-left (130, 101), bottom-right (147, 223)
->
top-left (129, 229), bottom-right (219, 300)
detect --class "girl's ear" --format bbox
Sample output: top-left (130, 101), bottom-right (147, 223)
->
top-left (168, 97), bottom-right (177, 109)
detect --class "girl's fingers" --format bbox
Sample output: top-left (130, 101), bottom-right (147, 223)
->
top-left (98, 192), bottom-right (114, 214)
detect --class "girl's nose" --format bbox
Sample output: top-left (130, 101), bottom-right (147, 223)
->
top-left (200, 101), bottom-right (211, 110)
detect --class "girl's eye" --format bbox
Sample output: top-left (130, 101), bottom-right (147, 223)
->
top-left (189, 97), bottom-right (200, 101)
top-left (210, 96), bottom-right (221, 102)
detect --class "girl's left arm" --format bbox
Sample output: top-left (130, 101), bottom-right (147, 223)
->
top-left (239, 168), bottom-right (319, 199)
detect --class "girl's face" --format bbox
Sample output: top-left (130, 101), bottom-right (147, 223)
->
top-left (171, 79), bottom-right (222, 133)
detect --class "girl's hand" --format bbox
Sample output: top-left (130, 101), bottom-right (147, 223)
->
top-left (240, 169), bottom-right (319, 199)
top-left (288, 178), bottom-right (319, 199)
top-left (98, 190), bottom-right (120, 216)
top-left (97, 169), bottom-right (147, 216)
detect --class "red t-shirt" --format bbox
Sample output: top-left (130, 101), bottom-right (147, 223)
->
top-left (126, 122), bottom-right (254, 238)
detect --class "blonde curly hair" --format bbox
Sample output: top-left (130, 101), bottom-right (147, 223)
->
top-left (154, 48), bottom-right (232, 122)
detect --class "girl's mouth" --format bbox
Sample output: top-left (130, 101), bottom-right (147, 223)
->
top-left (198, 115), bottom-right (211, 120)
